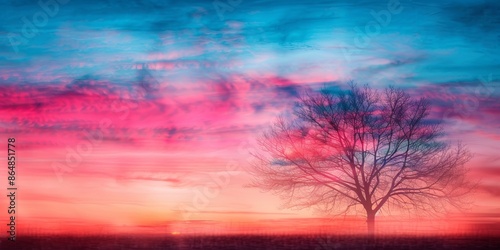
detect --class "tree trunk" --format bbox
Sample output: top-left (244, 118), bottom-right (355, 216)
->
top-left (366, 211), bottom-right (375, 235)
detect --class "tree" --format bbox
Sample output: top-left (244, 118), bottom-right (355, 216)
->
top-left (249, 83), bottom-right (473, 234)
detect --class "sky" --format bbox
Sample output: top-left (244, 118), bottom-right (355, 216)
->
top-left (0, 0), bottom-right (499, 235)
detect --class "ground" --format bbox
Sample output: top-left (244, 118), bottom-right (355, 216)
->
top-left (3, 234), bottom-right (500, 250)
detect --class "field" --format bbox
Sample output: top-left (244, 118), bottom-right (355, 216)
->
top-left (2, 234), bottom-right (500, 250)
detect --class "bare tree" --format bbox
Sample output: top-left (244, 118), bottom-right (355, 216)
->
top-left (249, 84), bottom-right (473, 234)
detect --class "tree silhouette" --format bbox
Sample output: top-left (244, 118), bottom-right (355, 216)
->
top-left (249, 84), bottom-right (473, 234)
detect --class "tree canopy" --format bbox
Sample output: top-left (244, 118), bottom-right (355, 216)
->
top-left (250, 84), bottom-right (473, 233)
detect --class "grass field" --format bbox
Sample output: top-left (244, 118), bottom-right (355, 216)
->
top-left (2, 234), bottom-right (500, 250)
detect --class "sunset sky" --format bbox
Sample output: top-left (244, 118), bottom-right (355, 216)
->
top-left (1, 0), bottom-right (499, 235)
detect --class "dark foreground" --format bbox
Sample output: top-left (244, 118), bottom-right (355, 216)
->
top-left (2, 234), bottom-right (500, 250)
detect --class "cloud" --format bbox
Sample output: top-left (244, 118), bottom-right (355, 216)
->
top-left (174, 210), bottom-right (294, 216)
top-left (477, 184), bottom-right (500, 198)
top-left (447, 1), bottom-right (500, 33)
